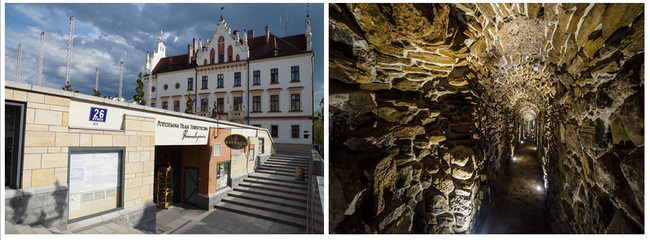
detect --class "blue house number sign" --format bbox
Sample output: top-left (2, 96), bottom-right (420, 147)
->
top-left (89, 107), bottom-right (107, 122)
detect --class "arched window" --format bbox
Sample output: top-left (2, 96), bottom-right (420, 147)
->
top-left (236, 54), bottom-right (240, 61)
top-left (210, 49), bottom-right (215, 64)
top-left (204, 59), bottom-right (207, 65)
top-left (218, 36), bottom-right (225, 63)
top-left (227, 45), bottom-right (233, 62)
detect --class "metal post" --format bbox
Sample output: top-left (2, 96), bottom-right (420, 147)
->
top-left (37, 32), bottom-right (44, 86)
top-left (119, 61), bottom-right (124, 99)
top-left (95, 67), bottom-right (99, 90)
top-left (65, 16), bottom-right (75, 85)
top-left (16, 44), bottom-right (22, 82)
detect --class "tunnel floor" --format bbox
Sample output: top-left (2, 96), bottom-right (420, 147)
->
top-left (482, 132), bottom-right (551, 233)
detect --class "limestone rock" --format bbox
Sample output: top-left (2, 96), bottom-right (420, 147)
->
top-left (344, 133), bottom-right (395, 153)
top-left (449, 195), bottom-right (472, 216)
top-left (432, 174), bottom-right (455, 195)
top-left (601, 3), bottom-right (644, 41)
top-left (429, 194), bottom-right (449, 214)
top-left (452, 167), bottom-right (473, 180)
top-left (393, 126), bottom-right (426, 139)
top-left (374, 106), bottom-right (419, 124)
top-left (449, 145), bottom-right (475, 167)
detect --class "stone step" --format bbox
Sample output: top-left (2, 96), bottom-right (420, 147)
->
top-left (266, 157), bottom-right (310, 164)
top-left (272, 154), bottom-right (310, 160)
top-left (47, 227), bottom-right (74, 234)
top-left (261, 163), bottom-right (309, 171)
top-left (221, 196), bottom-right (306, 219)
top-left (242, 177), bottom-right (308, 191)
top-left (258, 165), bottom-right (309, 174)
top-left (247, 172), bottom-right (308, 184)
top-left (238, 181), bottom-right (307, 193)
top-left (5, 221), bottom-right (20, 234)
top-left (214, 202), bottom-right (306, 229)
top-left (14, 224), bottom-right (38, 234)
top-left (31, 225), bottom-right (53, 234)
top-left (233, 185), bottom-right (307, 202)
top-left (226, 191), bottom-right (306, 210)
top-left (255, 169), bottom-right (309, 178)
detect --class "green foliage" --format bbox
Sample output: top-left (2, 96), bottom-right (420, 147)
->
top-left (211, 100), bottom-right (219, 119)
top-left (185, 94), bottom-right (194, 114)
top-left (313, 109), bottom-right (324, 144)
top-left (133, 72), bottom-right (147, 105)
top-left (62, 81), bottom-right (80, 93)
top-left (93, 89), bottom-right (102, 97)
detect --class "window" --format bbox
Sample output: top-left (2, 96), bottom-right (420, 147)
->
top-left (162, 101), bottom-right (168, 110)
top-left (202, 76), bottom-right (208, 89)
top-left (164, 84), bottom-right (168, 90)
top-left (271, 125), bottom-right (278, 138)
top-left (270, 95), bottom-right (279, 111)
top-left (201, 100), bottom-right (208, 112)
top-left (217, 98), bottom-right (224, 112)
top-left (233, 96), bottom-right (242, 111)
top-left (291, 66), bottom-right (300, 81)
top-left (291, 94), bottom-right (300, 111)
top-left (291, 125), bottom-right (299, 138)
top-left (175, 83), bottom-right (180, 89)
top-left (174, 101), bottom-right (180, 112)
top-left (219, 54), bottom-right (224, 63)
top-left (304, 134), bottom-right (309, 139)
top-left (227, 45), bottom-right (233, 62)
top-left (151, 102), bottom-right (156, 108)
top-left (68, 148), bottom-right (124, 220)
top-left (234, 72), bottom-right (241, 86)
top-left (271, 68), bottom-right (278, 83)
top-left (187, 78), bottom-right (193, 90)
top-left (253, 70), bottom-right (260, 85)
top-left (217, 74), bottom-right (224, 87)
top-left (5, 101), bottom-right (25, 189)
top-left (210, 48), bottom-right (215, 64)
top-left (152, 87), bottom-right (156, 92)
top-left (252, 96), bottom-right (261, 112)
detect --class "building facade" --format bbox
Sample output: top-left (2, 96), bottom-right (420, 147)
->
top-left (144, 15), bottom-right (314, 152)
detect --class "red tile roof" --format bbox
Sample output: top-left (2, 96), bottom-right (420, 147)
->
top-left (152, 54), bottom-right (191, 74)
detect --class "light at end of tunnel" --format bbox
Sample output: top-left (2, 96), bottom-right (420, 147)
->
top-left (513, 157), bottom-right (517, 161)
top-left (536, 186), bottom-right (542, 191)
top-left (534, 147), bottom-right (537, 150)
top-left (521, 141), bottom-right (524, 144)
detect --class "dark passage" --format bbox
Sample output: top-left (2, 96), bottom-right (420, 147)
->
top-left (483, 132), bottom-right (550, 233)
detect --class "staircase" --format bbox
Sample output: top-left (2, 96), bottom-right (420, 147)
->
top-left (214, 153), bottom-right (310, 230)
top-left (5, 220), bottom-right (147, 234)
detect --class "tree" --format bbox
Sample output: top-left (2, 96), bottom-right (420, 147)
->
top-left (211, 100), bottom-right (219, 119)
top-left (133, 72), bottom-right (146, 105)
top-left (185, 94), bottom-right (194, 114)
top-left (62, 81), bottom-right (80, 93)
top-left (93, 89), bottom-right (102, 97)
top-left (313, 109), bottom-right (323, 144)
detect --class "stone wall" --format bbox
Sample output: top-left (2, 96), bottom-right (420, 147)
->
top-left (329, 3), bottom-right (643, 234)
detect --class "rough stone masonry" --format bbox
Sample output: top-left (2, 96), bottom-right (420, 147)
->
top-left (328, 3), bottom-right (643, 234)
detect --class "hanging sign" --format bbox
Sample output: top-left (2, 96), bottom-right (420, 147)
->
top-left (224, 134), bottom-right (248, 149)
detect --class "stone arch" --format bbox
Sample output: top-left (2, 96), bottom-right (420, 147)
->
top-left (227, 45), bottom-right (233, 62)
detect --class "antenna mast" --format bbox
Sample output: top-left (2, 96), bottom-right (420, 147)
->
top-left (37, 32), bottom-right (44, 86)
top-left (16, 44), bottom-right (22, 82)
top-left (65, 16), bottom-right (75, 85)
top-left (280, 14), bottom-right (293, 37)
top-left (119, 61), bottom-right (124, 99)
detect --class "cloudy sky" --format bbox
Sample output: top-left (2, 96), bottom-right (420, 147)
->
top-left (3, 2), bottom-right (324, 110)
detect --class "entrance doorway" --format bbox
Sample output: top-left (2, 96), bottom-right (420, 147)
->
top-left (183, 167), bottom-right (199, 205)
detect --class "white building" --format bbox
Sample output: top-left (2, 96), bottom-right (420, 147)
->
top-left (143, 15), bottom-right (314, 151)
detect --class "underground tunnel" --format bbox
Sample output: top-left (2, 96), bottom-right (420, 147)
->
top-left (328, 3), bottom-right (644, 234)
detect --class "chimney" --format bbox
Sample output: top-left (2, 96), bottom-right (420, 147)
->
top-left (188, 44), bottom-right (193, 65)
top-left (247, 29), bottom-right (254, 41)
top-left (265, 25), bottom-right (270, 44)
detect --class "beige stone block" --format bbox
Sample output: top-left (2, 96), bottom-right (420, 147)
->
top-left (125, 131), bottom-right (137, 136)
top-left (151, 151), bottom-right (155, 161)
top-left (142, 161), bottom-right (155, 172)
top-left (28, 102), bottom-right (50, 110)
top-left (49, 125), bottom-right (69, 132)
top-left (42, 153), bottom-right (68, 168)
top-left (55, 167), bottom-right (67, 184)
top-left (142, 176), bottom-right (154, 186)
top-left (136, 172), bottom-right (150, 177)
top-left (24, 131), bottom-right (55, 147)
top-left (144, 146), bottom-right (155, 151)
top-left (134, 198), bottom-right (142, 206)
top-left (125, 116), bottom-right (138, 120)
top-left (136, 147), bottom-right (144, 151)
top-left (26, 108), bottom-right (35, 124)
top-left (140, 184), bottom-right (153, 198)
top-left (124, 120), bottom-right (142, 131)
top-left (62, 112), bottom-right (69, 127)
top-left (27, 92), bottom-right (45, 103)
top-left (56, 132), bottom-right (80, 147)
top-left (141, 121), bottom-right (155, 132)
top-left (13, 90), bottom-right (27, 101)
top-left (129, 135), bottom-right (140, 146)
top-left (34, 109), bottom-right (62, 125)
top-left (125, 162), bottom-right (143, 174)
top-left (24, 147), bottom-right (49, 154)
top-left (44, 95), bottom-right (70, 106)
top-left (127, 177), bottom-right (143, 188)
top-left (23, 154), bottom-right (42, 169)
top-left (150, 136), bottom-right (156, 146)
top-left (49, 105), bottom-right (70, 112)
top-left (26, 124), bottom-right (50, 131)
top-left (142, 195), bottom-right (154, 203)
top-left (137, 117), bottom-right (145, 121)
top-left (124, 187), bottom-right (141, 201)
top-left (79, 134), bottom-right (92, 146)
top-left (68, 129), bottom-right (102, 134)
top-left (5, 88), bottom-right (14, 100)
top-left (136, 131), bottom-right (155, 136)
top-left (32, 169), bottom-right (55, 187)
top-left (22, 170), bottom-right (32, 188)
top-left (140, 151), bottom-right (150, 162)
top-left (103, 131), bottom-right (125, 135)
top-left (123, 200), bottom-right (135, 209)
top-left (92, 134), bottom-right (112, 147)
top-left (144, 117), bottom-right (155, 122)
top-left (61, 147), bottom-right (69, 153)
top-left (48, 147), bottom-right (61, 153)
top-left (140, 136), bottom-right (150, 147)
top-left (125, 173), bottom-right (136, 179)
top-left (113, 135), bottom-right (129, 146)
top-left (126, 147), bottom-right (137, 151)
top-left (128, 151), bottom-right (141, 162)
